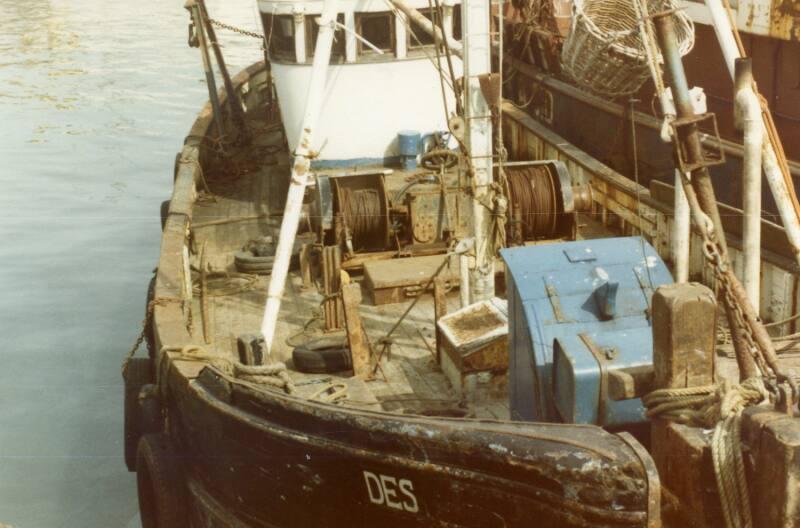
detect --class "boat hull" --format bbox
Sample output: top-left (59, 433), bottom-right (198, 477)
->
top-left (170, 368), bottom-right (657, 528)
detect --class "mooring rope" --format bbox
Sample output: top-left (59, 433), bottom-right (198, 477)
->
top-left (643, 378), bottom-right (770, 528)
top-left (161, 344), bottom-right (295, 394)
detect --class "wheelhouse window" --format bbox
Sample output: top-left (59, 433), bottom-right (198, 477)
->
top-left (356, 12), bottom-right (395, 55)
top-left (261, 13), bottom-right (296, 62)
top-left (306, 14), bottom-right (346, 62)
top-left (407, 7), bottom-right (439, 48)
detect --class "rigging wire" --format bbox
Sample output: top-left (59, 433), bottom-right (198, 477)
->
top-left (382, 0), bottom-right (457, 92)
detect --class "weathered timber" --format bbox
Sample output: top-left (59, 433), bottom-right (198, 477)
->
top-left (650, 282), bottom-right (720, 527)
top-left (433, 277), bottom-right (447, 365)
top-left (608, 366), bottom-right (655, 401)
top-left (742, 407), bottom-right (800, 528)
top-left (341, 282), bottom-right (371, 378)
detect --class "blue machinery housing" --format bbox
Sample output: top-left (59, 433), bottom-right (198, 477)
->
top-left (501, 237), bottom-right (673, 427)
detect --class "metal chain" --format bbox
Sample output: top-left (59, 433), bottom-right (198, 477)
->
top-left (122, 296), bottom-right (184, 376)
top-left (207, 18), bottom-right (265, 41)
top-left (702, 239), bottom-right (770, 375)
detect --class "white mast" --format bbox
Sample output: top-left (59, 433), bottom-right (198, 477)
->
top-left (704, 0), bottom-right (800, 270)
top-left (463, 0), bottom-right (494, 302)
top-left (261, 0), bottom-right (339, 355)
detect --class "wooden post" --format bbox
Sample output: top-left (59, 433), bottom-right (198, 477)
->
top-left (652, 282), bottom-right (716, 389)
top-left (651, 282), bottom-right (721, 527)
top-left (341, 282), bottom-right (371, 379)
top-left (742, 407), bottom-right (800, 528)
top-left (299, 243), bottom-right (313, 291)
top-left (433, 277), bottom-right (448, 365)
top-left (321, 245), bottom-right (343, 331)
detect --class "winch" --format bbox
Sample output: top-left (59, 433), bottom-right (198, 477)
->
top-left (502, 237), bottom-right (673, 428)
top-left (307, 160), bottom-right (592, 258)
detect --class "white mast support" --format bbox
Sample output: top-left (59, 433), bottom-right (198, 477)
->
top-left (390, 0), bottom-right (463, 58)
top-left (736, 63), bottom-right (763, 312)
top-left (464, 0), bottom-right (495, 302)
top-left (673, 170), bottom-right (690, 283)
top-left (261, 0), bottom-right (340, 354)
top-left (705, 0), bottom-right (800, 268)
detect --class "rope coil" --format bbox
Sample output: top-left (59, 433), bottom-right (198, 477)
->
top-left (643, 378), bottom-right (770, 528)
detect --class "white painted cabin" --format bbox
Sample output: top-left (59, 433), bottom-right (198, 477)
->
top-left (258, 0), bottom-right (463, 167)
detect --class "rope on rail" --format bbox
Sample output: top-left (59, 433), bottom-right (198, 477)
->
top-left (643, 378), bottom-right (770, 528)
top-left (162, 344), bottom-right (295, 394)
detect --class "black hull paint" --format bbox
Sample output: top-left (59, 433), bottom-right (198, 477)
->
top-left (172, 368), bottom-right (656, 528)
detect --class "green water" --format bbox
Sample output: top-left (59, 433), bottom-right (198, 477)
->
top-left (0, 1), bottom-right (263, 525)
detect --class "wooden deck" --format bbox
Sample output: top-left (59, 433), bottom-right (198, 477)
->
top-left (183, 117), bottom-right (508, 418)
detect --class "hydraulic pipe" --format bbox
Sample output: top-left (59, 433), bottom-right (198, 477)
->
top-left (704, 0), bottom-right (800, 267)
top-left (673, 169), bottom-right (690, 282)
top-left (460, 253), bottom-right (470, 307)
top-left (653, 13), bottom-right (758, 380)
top-left (736, 58), bottom-right (762, 312)
top-left (261, 0), bottom-right (339, 355)
top-left (653, 14), bottom-right (729, 257)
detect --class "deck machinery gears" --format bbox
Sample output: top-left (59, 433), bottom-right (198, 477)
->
top-left (308, 161), bottom-right (592, 258)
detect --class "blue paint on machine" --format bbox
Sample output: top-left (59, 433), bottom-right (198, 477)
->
top-left (501, 237), bottom-right (673, 428)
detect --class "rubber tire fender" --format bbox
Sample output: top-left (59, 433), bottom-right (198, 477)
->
top-left (136, 434), bottom-right (189, 528)
top-left (124, 357), bottom-right (154, 472)
top-left (160, 200), bottom-right (170, 231)
top-left (144, 275), bottom-right (156, 358)
top-left (138, 384), bottom-right (163, 437)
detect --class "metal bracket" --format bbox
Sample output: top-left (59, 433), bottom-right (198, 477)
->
top-left (669, 112), bottom-right (726, 173)
top-left (579, 333), bottom-right (609, 426)
top-left (545, 284), bottom-right (573, 323)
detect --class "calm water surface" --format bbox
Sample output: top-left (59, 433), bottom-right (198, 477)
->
top-left (0, 1), bottom-right (263, 525)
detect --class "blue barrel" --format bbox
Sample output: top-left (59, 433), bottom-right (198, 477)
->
top-left (397, 130), bottom-right (421, 170)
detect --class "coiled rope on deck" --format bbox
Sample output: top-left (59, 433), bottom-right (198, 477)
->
top-left (162, 344), bottom-right (295, 394)
top-left (643, 378), bottom-right (770, 528)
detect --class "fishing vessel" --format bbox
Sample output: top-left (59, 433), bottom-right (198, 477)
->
top-left (122, 0), bottom-right (800, 526)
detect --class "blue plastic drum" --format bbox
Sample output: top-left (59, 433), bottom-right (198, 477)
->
top-left (397, 130), bottom-right (421, 170)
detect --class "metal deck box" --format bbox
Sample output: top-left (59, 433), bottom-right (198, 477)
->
top-left (501, 237), bottom-right (673, 426)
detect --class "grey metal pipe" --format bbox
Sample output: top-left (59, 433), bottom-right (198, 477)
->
top-left (186, 0), bottom-right (224, 138)
top-left (653, 13), bottom-right (729, 257)
top-left (197, 0), bottom-right (249, 144)
top-left (735, 58), bottom-right (762, 312)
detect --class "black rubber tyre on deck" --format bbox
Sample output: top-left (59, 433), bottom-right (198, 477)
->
top-left (136, 434), bottom-right (188, 528)
top-left (124, 357), bottom-right (153, 471)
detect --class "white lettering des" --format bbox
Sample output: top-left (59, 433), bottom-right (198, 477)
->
top-left (363, 470), bottom-right (419, 513)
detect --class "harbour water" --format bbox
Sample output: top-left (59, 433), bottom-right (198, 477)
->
top-left (0, 1), bottom-right (263, 525)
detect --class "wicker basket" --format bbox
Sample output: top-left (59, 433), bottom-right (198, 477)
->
top-left (560, 0), bottom-right (694, 99)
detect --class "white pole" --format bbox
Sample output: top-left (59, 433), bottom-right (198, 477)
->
top-left (261, 0), bottom-right (339, 354)
top-left (390, 0), bottom-right (463, 57)
top-left (460, 253), bottom-right (470, 307)
top-left (673, 170), bottom-right (690, 283)
top-left (704, 0), bottom-right (800, 268)
top-left (736, 63), bottom-right (763, 312)
top-left (464, 0), bottom-right (495, 302)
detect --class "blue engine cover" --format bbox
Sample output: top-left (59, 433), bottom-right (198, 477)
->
top-left (500, 237), bottom-right (673, 427)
